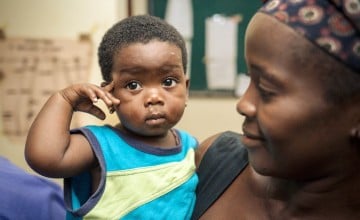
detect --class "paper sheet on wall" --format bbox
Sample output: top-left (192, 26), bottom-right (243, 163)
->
top-left (165, 0), bottom-right (193, 78)
top-left (0, 38), bottom-right (92, 139)
top-left (205, 15), bottom-right (238, 90)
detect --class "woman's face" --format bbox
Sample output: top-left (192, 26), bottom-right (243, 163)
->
top-left (237, 13), bottom-right (356, 180)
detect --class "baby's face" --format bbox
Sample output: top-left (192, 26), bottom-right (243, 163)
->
top-left (110, 40), bottom-right (189, 137)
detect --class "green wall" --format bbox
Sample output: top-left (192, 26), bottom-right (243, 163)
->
top-left (149, 0), bottom-right (261, 91)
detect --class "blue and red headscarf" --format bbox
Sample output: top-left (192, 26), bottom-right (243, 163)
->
top-left (259, 0), bottom-right (360, 73)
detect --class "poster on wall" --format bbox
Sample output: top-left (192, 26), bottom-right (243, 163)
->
top-left (0, 37), bottom-right (92, 140)
top-left (205, 14), bottom-right (239, 90)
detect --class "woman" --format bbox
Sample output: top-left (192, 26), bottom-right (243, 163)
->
top-left (192, 0), bottom-right (360, 219)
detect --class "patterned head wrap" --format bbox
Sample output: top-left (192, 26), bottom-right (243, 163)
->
top-left (259, 0), bottom-right (360, 73)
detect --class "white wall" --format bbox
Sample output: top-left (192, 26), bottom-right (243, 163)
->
top-left (0, 0), bottom-right (244, 175)
top-left (0, 0), bottom-right (148, 172)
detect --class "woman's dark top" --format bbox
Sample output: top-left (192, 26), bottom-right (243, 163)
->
top-left (191, 131), bottom-right (249, 220)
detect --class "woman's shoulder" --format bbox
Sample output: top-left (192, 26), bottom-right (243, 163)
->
top-left (192, 131), bottom-right (248, 220)
top-left (195, 131), bottom-right (245, 168)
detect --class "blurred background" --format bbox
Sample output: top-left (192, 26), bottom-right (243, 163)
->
top-left (0, 0), bottom-right (261, 179)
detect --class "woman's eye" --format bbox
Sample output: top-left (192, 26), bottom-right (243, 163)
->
top-left (162, 78), bottom-right (177, 87)
top-left (125, 81), bottom-right (141, 90)
top-left (258, 85), bottom-right (274, 101)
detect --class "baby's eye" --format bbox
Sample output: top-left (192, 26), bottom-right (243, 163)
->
top-left (162, 78), bottom-right (178, 87)
top-left (125, 81), bottom-right (141, 90)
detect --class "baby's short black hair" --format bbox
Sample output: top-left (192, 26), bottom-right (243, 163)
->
top-left (98, 14), bottom-right (187, 82)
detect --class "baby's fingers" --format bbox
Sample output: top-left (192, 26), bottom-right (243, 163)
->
top-left (87, 105), bottom-right (106, 120)
top-left (93, 89), bottom-right (113, 106)
top-left (94, 89), bottom-right (119, 113)
top-left (100, 81), bottom-right (120, 111)
top-left (101, 82), bottom-right (120, 102)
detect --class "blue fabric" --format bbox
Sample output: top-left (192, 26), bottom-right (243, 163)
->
top-left (122, 174), bottom-right (197, 220)
top-left (65, 125), bottom-right (198, 219)
top-left (94, 126), bottom-right (196, 170)
top-left (0, 156), bottom-right (66, 220)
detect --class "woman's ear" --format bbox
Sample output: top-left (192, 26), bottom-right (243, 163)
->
top-left (350, 118), bottom-right (360, 146)
top-left (350, 125), bottom-right (360, 140)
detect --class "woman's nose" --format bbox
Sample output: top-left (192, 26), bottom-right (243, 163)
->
top-left (236, 82), bottom-right (257, 118)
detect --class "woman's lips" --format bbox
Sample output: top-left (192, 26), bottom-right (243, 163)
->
top-left (242, 129), bottom-right (265, 147)
top-left (243, 129), bottom-right (264, 140)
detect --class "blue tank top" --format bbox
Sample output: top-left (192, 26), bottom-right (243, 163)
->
top-left (65, 125), bottom-right (198, 220)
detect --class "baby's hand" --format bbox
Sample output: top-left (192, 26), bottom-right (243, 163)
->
top-left (59, 83), bottom-right (120, 120)
top-left (100, 81), bottom-right (118, 113)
